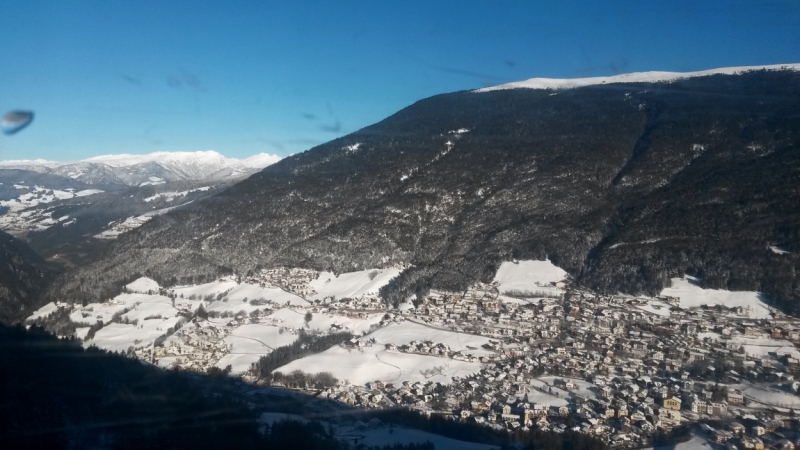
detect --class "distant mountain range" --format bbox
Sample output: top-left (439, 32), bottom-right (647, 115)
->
top-left (36, 65), bottom-right (800, 316)
top-left (0, 151), bottom-right (282, 298)
top-left (0, 151), bottom-right (282, 187)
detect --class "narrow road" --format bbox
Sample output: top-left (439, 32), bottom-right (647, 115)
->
top-left (228, 333), bottom-right (276, 351)
top-left (374, 353), bottom-right (403, 382)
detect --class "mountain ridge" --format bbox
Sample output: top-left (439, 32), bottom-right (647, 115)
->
top-left (0, 150), bottom-right (282, 187)
top-left (41, 68), bottom-right (800, 315)
top-left (476, 62), bottom-right (800, 91)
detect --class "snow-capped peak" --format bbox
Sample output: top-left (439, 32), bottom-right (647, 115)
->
top-left (83, 150), bottom-right (229, 168)
top-left (239, 153), bottom-right (283, 169)
top-left (474, 63), bottom-right (800, 92)
top-left (0, 158), bottom-right (60, 168)
top-left (0, 151), bottom-right (282, 186)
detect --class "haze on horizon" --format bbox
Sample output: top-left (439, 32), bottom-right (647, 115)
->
top-left (1, 0), bottom-right (799, 162)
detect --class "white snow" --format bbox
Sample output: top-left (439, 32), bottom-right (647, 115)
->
top-left (143, 186), bottom-right (210, 202)
top-left (125, 277), bottom-right (160, 293)
top-left (83, 150), bottom-right (280, 180)
top-left (225, 283), bottom-right (309, 306)
top-left (660, 275), bottom-right (771, 319)
top-left (171, 278), bottom-right (239, 298)
top-left (171, 278), bottom-right (308, 307)
top-left (343, 143), bottom-right (362, 153)
top-left (266, 308), bottom-right (383, 335)
top-left (536, 376), bottom-right (598, 401)
top-left (94, 215), bottom-right (153, 239)
top-left (239, 153), bottom-right (283, 168)
top-left (275, 321), bottom-right (488, 385)
top-left (654, 436), bottom-right (714, 450)
top-left (0, 151), bottom-right (281, 184)
top-left (475, 64), bottom-right (800, 92)
top-left (215, 324), bottom-right (301, 373)
top-left (0, 185), bottom-right (103, 217)
top-left (770, 246), bottom-right (790, 255)
top-left (740, 385), bottom-right (800, 408)
top-left (729, 335), bottom-right (800, 359)
top-left (0, 180), bottom-right (126, 236)
top-left (525, 379), bottom-right (570, 407)
top-left (371, 321), bottom-right (492, 354)
top-left (88, 318), bottom-right (182, 353)
top-left (28, 302), bottom-right (59, 321)
top-left (77, 291), bottom-right (188, 352)
top-left (630, 298), bottom-right (672, 318)
top-left (75, 189), bottom-right (104, 197)
top-left (275, 344), bottom-right (482, 386)
top-left (397, 300), bottom-right (415, 311)
top-left (139, 178), bottom-right (166, 186)
top-left (84, 150), bottom-right (272, 168)
top-left (492, 259), bottom-right (567, 296)
top-left (310, 268), bottom-right (402, 301)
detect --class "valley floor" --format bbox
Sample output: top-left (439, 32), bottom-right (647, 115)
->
top-left (28, 260), bottom-right (800, 449)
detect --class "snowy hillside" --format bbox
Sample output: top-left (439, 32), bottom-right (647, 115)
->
top-left (475, 63), bottom-right (800, 92)
top-left (47, 68), bottom-right (800, 314)
top-left (492, 259), bottom-right (567, 296)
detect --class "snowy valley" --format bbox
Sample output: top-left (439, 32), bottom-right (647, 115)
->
top-left (27, 258), bottom-right (800, 448)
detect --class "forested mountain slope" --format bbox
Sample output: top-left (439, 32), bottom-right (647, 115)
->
top-left (0, 231), bottom-right (57, 324)
top-left (44, 69), bottom-right (800, 312)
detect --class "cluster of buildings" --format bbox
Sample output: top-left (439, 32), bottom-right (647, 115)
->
top-left (249, 267), bottom-right (319, 298)
top-left (58, 266), bottom-right (800, 449)
top-left (703, 419), bottom-right (798, 450)
top-left (135, 319), bottom-right (233, 371)
top-left (304, 281), bottom-right (800, 448)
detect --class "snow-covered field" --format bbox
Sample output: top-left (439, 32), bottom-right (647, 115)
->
top-left (0, 185), bottom-right (104, 233)
top-left (267, 308), bottom-right (382, 335)
top-left (25, 270), bottom-right (409, 377)
top-left (661, 275), bottom-right (771, 319)
top-left (126, 278), bottom-right (160, 293)
top-left (536, 376), bottom-right (599, 401)
top-left (227, 284), bottom-right (309, 306)
top-left (275, 344), bottom-right (482, 385)
top-left (740, 385), bottom-right (800, 408)
top-left (216, 324), bottom-right (301, 372)
top-left (27, 302), bottom-right (60, 321)
top-left (527, 378), bottom-right (570, 406)
top-left (730, 336), bottom-right (800, 359)
top-left (0, 185), bottom-right (103, 211)
top-left (310, 268), bottom-right (403, 301)
top-left (492, 260), bottom-right (567, 296)
top-left (630, 298), bottom-right (673, 317)
top-left (370, 321), bottom-right (492, 355)
top-left (94, 215), bottom-right (153, 239)
top-left (653, 436), bottom-right (714, 450)
top-left (171, 278), bottom-right (309, 306)
top-left (88, 319), bottom-right (183, 353)
top-left (75, 288), bottom-right (189, 352)
top-left (275, 321), bottom-right (488, 385)
top-left (144, 186), bottom-right (210, 202)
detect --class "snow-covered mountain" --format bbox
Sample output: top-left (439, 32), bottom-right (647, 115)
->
top-left (0, 151), bottom-right (281, 186)
top-left (44, 67), bottom-right (800, 314)
top-left (475, 63), bottom-right (800, 92)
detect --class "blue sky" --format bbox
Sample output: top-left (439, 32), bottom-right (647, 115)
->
top-left (1, 0), bottom-right (799, 161)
